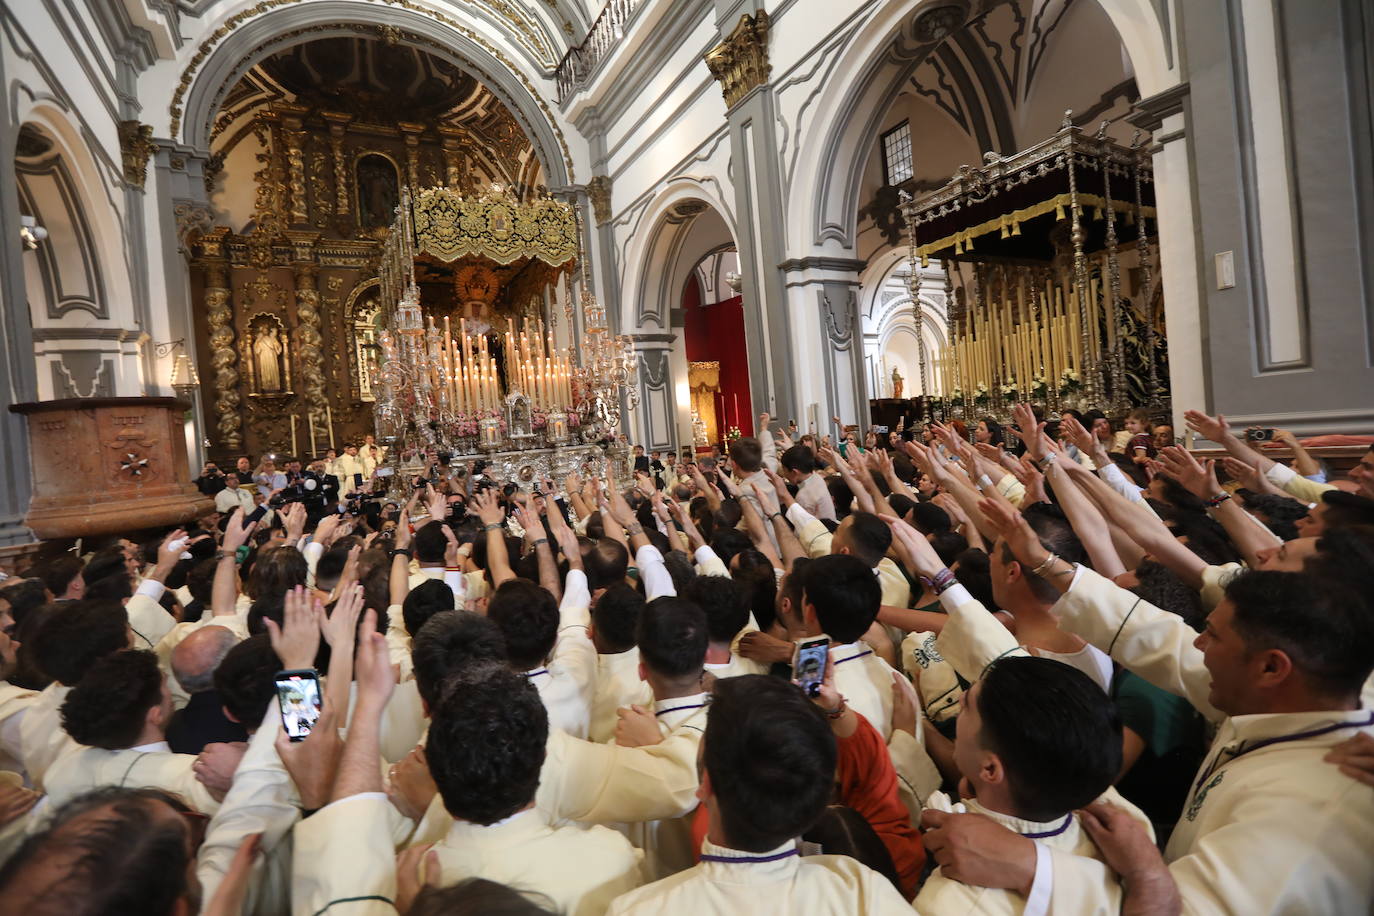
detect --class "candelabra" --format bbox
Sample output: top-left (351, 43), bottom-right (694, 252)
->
top-left (571, 202), bottom-right (638, 437)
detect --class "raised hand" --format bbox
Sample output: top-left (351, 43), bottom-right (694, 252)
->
top-left (264, 585), bottom-right (323, 670)
top-left (1011, 404), bottom-right (1046, 461)
top-left (879, 513), bottom-right (945, 578)
top-left (1156, 446), bottom-right (1221, 499)
top-left (354, 609), bottom-right (396, 704)
top-left (1221, 456), bottom-right (1266, 492)
top-left (1184, 409), bottom-right (1231, 443)
top-left (322, 583), bottom-right (365, 649)
top-left (1059, 414), bottom-right (1096, 456)
top-left (976, 498), bottom-right (1048, 570)
top-left (222, 509), bottom-right (258, 551)
top-left (470, 488), bottom-right (504, 527)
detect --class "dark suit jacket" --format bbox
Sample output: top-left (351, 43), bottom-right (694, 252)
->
top-left (166, 689), bottom-right (249, 755)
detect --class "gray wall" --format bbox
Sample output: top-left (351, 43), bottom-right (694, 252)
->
top-left (1182, 0), bottom-right (1374, 432)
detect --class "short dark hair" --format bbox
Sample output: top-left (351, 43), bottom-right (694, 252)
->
top-left (246, 546), bottom-right (307, 600)
top-left (977, 656), bottom-right (1122, 821)
top-left (1225, 571), bottom-right (1374, 699)
top-left (840, 512), bottom-right (891, 568)
top-left (1239, 492), bottom-right (1308, 541)
top-left (61, 650), bottom-right (164, 749)
top-left (414, 521), bottom-right (449, 564)
top-left (33, 600), bottom-right (129, 686)
top-left (1320, 490), bottom-right (1374, 530)
top-left (314, 545), bottom-right (352, 589)
top-left (729, 437), bottom-right (763, 473)
top-left (729, 548), bottom-right (777, 633)
top-left (978, 417), bottom-right (1004, 446)
top-left (83, 573), bottom-right (133, 603)
top-left (682, 575), bottom-right (749, 644)
top-left (412, 612), bottom-right (507, 710)
top-left (185, 557), bottom-right (218, 606)
top-left (0, 578), bottom-right (49, 630)
top-left (426, 665), bottom-right (547, 824)
top-left (0, 787), bottom-right (195, 916)
top-left (780, 445), bottom-right (816, 474)
top-left (486, 580), bottom-right (558, 671)
top-left (591, 583), bottom-right (644, 653)
top-left (35, 555), bottom-right (84, 596)
top-left (584, 538), bottom-right (629, 591)
top-left (213, 634), bottom-right (280, 727)
top-left (636, 597), bottom-right (708, 679)
top-left (911, 502), bottom-right (951, 535)
top-left (1306, 524), bottom-right (1374, 590)
top-left (709, 528), bottom-right (751, 569)
top-left (1130, 560), bottom-right (1204, 631)
top-left (999, 508), bottom-right (1086, 604)
top-left (803, 554), bottom-right (880, 643)
top-left (704, 676), bottom-right (836, 852)
top-left (82, 548), bottom-right (127, 587)
top-left (951, 548), bottom-right (997, 610)
top-left (930, 530), bottom-right (969, 568)
top-left (404, 579), bottom-right (456, 638)
top-left (409, 879), bottom-right (556, 916)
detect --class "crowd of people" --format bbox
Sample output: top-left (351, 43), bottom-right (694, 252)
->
top-left (0, 404), bottom-right (1371, 915)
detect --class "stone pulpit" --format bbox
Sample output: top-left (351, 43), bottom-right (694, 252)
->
top-left (9, 397), bottom-right (213, 539)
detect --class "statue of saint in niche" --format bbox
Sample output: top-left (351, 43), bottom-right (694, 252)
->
top-left (891, 366), bottom-right (904, 399)
top-left (254, 323), bottom-right (285, 393)
top-left (357, 154), bottom-right (400, 231)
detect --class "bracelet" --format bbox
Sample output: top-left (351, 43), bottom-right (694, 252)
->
top-left (1037, 452), bottom-right (1059, 470)
top-left (389, 547), bottom-right (412, 558)
top-left (823, 698), bottom-right (848, 720)
top-left (215, 549), bottom-right (235, 561)
top-left (482, 522), bottom-right (504, 532)
top-left (1031, 553), bottom-right (1060, 576)
top-left (1205, 492), bottom-right (1232, 509)
top-left (625, 523), bottom-right (644, 536)
top-left (768, 511), bottom-right (782, 521)
top-left (531, 537), bottom-right (549, 547)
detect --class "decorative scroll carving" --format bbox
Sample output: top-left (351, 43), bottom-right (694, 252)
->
top-left (203, 250), bottom-right (242, 448)
top-left (323, 113), bottom-right (353, 222)
top-left (117, 121), bottom-right (156, 189)
top-left (705, 10), bottom-right (771, 109)
top-left (293, 264), bottom-right (328, 428)
top-left (399, 122), bottom-right (424, 191)
top-left (173, 201), bottom-right (215, 251)
top-left (587, 175), bottom-right (612, 226)
top-left (248, 115), bottom-right (287, 269)
top-left (409, 185), bottom-right (578, 265)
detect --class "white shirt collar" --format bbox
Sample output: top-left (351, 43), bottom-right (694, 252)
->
top-left (130, 740), bottom-right (171, 753)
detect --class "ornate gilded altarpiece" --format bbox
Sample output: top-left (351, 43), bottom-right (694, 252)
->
top-left (188, 37), bottom-right (551, 461)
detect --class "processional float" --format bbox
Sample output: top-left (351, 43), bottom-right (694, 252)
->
top-left (900, 113), bottom-right (1168, 425)
top-left (373, 184), bottom-right (638, 490)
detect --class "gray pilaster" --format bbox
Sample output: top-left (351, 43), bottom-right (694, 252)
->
top-left (0, 75), bottom-right (37, 545)
top-left (631, 333), bottom-right (678, 452)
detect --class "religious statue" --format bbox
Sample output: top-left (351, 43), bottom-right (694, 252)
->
top-left (254, 323), bottom-right (285, 393)
top-left (891, 366), bottom-right (904, 399)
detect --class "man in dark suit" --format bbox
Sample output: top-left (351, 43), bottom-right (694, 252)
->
top-left (166, 624), bottom-right (248, 754)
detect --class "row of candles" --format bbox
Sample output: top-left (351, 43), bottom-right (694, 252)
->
top-left (933, 273), bottom-right (1107, 394)
top-left (431, 316), bottom-right (575, 414)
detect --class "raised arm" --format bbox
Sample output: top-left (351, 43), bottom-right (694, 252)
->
top-left (517, 501), bottom-right (562, 602)
top-left (212, 509), bottom-right (257, 617)
top-left (822, 447), bottom-right (876, 514)
top-left (1156, 446), bottom-right (1279, 568)
top-left (471, 489), bottom-right (515, 587)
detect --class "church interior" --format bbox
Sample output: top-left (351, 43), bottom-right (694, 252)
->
top-left (0, 3), bottom-right (1373, 913)
top-left (3, 0), bottom-right (1370, 548)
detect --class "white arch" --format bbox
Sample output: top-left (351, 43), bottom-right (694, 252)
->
top-left (13, 104), bottom-right (135, 330)
top-left (617, 178), bottom-right (738, 336)
top-left (787, 0), bottom-right (1177, 260)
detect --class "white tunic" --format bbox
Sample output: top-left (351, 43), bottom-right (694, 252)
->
top-left (1053, 566), bottom-right (1374, 915)
top-left (590, 647), bottom-right (652, 744)
top-left (43, 740), bottom-right (221, 814)
top-left (18, 682), bottom-right (73, 791)
top-left (607, 837), bottom-right (911, 915)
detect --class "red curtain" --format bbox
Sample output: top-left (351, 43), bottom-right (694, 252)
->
top-left (682, 276), bottom-right (753, 438)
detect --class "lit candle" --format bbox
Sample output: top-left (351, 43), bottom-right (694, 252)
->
top-left (326, 405), bottom-right (335, 450)
top-left (308, 411), bottom-right (317, 457)
top-left (291, 413), bottom-right (298, 457)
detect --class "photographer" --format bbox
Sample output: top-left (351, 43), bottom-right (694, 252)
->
top-left (194, 461), bottom-right (226, 497)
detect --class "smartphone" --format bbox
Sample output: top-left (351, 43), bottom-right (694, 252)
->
top-left (241, 505), bottom-right (268, 529)
top-left (792, 636), bottom-right (829, 699)
top-left (275, 669), bottom-right (322, 742)
top-left (354, 473), bottom-right (365, 489)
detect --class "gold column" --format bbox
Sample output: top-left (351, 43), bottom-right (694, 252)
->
top-left (323, 112), bottom-right (352, 220)
top-left (437, 126), bottom-right (463, 188)
top-left (293, 259), bottom-right (328, 456)
top-left (202, 230), bottom-right (242, 450)
top-left (278, 103), bottom-right (310, 226)
top-left (399, 122), bottom-right (424, 190)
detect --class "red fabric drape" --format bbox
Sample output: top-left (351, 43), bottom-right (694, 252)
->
top-left (683, 276), bottom-right (753, 438)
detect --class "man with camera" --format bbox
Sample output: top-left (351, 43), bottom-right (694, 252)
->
top-left (194, 462), bottom-right (226, 497)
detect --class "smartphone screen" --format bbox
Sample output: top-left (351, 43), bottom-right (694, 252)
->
top-left (275, 669), bottom-right (322, 742)
top-left (792, 637), bottom-right (829, 698)
top-left (354, 473), bottom-right (365, 489)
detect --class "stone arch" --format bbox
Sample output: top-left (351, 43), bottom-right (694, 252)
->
top-left (617, 180), bottom-right (737, 335)
top-left (176, 1), bottom-right (573, 187)
top-left (616, 181), bottom-right (738, 450)
top-left (789, 0), bottom-right (1176, 257)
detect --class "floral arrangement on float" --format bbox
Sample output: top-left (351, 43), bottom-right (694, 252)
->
top-left (999, 379), bottom-right (1019, 402)
top-left (973, 383), bottom-right (990, 408)
top-left (1031, 373), bottom-right (1050, 400)
top-left (725, 426), bottom-right (743, 441)
top-left (1058, 368), bottom-right (1082, 396)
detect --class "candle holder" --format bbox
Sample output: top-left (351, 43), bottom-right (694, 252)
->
top-left (479, 416), bottom-right (503, 451)
top-left (546, 409), bottom-right (569, 445)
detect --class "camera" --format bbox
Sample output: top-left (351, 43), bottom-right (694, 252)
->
top-left (1246, 428), bottom-right (1276, 442)
top-left (269, 470), bottom-right (328, 510)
